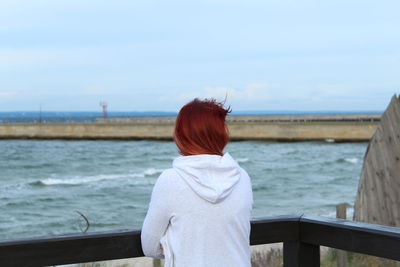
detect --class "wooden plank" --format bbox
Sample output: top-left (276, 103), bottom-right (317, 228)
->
top-left (250, 215), bottom-right (300, 245)
top-left (336, 204), bottom-right (348, 267)
top-left (354, 95), bottom-right (400, 226)
top-left (336, 204), bottom-right (347, 220)
top-left (283, 241), bottom-right (320, 267)
top-left (300, 215), bottom-right (400, 261)
top-left (0, 230), bottom-right (142, 267)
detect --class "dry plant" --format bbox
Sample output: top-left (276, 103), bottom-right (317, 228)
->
top-left (251, 248), bottom-right (283, 267)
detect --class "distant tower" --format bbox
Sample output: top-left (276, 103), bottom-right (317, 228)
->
top-left (99, 101), bottom-right (108, 119)
top-left (39, 104), bottom-right (43, 123)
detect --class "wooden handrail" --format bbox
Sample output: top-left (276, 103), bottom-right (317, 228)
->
top-left (1, 215), bottom-right (399, 267)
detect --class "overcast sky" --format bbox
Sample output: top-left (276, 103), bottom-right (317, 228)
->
top-left (0, 0), bottom-right (399, 112)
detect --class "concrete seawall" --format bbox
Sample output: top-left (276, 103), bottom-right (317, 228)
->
top-left (0, 114), bottom-right (379, 141)
top-left (96, 114), bottom-right (381, 124)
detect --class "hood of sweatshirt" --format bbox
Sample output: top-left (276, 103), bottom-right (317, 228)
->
top-left (172, 152), bottom-right (241, 203)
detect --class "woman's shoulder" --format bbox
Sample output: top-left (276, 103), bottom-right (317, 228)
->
top-left (159, 168), bottom-right (180, 178)
top-left (151, 168), bottom-right (186, 200)
top-left (155, 168), bottom-right (182, 187)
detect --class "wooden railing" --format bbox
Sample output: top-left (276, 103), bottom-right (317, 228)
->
top-left (1, 215), bottom-right (399, 267)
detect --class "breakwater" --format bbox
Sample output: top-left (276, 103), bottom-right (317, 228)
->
top-left (0, 114), bottom-right (380, 141)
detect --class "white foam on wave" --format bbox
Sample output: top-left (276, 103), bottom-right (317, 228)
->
top-left (40, 173), bottom-right (140, 185)
top-left (237, 158), bottom-right (250, 163)
top-left (39, 168), bottom-right (164, 186)
top-left (344, 158), bottom-right (359, 164)
top-left (143, 168), bottom-right (164, 176)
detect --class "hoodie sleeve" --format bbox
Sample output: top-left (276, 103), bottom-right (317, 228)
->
top-left (141, 170), bottom-right (173, 258)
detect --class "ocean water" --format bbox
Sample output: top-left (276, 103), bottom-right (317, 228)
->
top-left (0, 140), bottom-right (367, 240)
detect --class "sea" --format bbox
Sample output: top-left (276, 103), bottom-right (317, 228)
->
top-left (0, 111), bottom-right (372, 241)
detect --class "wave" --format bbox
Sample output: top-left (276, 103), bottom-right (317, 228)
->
top-left (31, 168), bottom-right (164, 186)
top-left (19, 163), bottom-right (54, 169)
top-left (337, 158), bottom-right (359, 164)
top-left (143, 168), bottom-right (164, 176)
top-left (237, 158), bottom-right (250, 163)
top-left (344, 158), bottom-right (359, 164)
top-left (38, 175), bottom-right (135, 185)
top-left (253, 185), bottom-right (271, 192)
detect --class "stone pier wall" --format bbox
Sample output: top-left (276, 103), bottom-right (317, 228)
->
top-left (0, 120), bottom-right (378, 141)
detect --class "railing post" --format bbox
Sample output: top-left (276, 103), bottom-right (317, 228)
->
top-left (283, 241), bottom-right (320, 267)
top-left (336, 204), bottom-right (349, 267)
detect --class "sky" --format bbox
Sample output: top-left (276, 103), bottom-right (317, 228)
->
top-left (0, 0), bottom-right (399, 112)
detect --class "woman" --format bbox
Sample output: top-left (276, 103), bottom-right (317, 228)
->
top-left (141, 98), bottom-right (253, 267)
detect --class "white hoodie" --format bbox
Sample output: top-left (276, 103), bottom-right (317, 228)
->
top-left (141, 153), bottom-right (253, 267)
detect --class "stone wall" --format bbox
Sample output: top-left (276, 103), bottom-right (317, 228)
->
top-left (0, 121), bottom-right (377, 141)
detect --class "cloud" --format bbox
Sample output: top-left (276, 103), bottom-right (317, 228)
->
top-left (1, 1), bottom-right (399, 111)
top-left (0, 91), bottom-right (16, 98)
top-left (172, 82), bottom-right (396, 111)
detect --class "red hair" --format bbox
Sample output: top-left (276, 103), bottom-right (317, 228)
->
top-left (174, 98), bottom-right (231, 156)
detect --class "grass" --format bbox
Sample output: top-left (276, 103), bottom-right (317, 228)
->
top-left (321, 249), bottom-right (400, 267)
top-left (251, 248), bottom-right (283, 267)
top-left (251, 247), bottom-right (400, 267)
